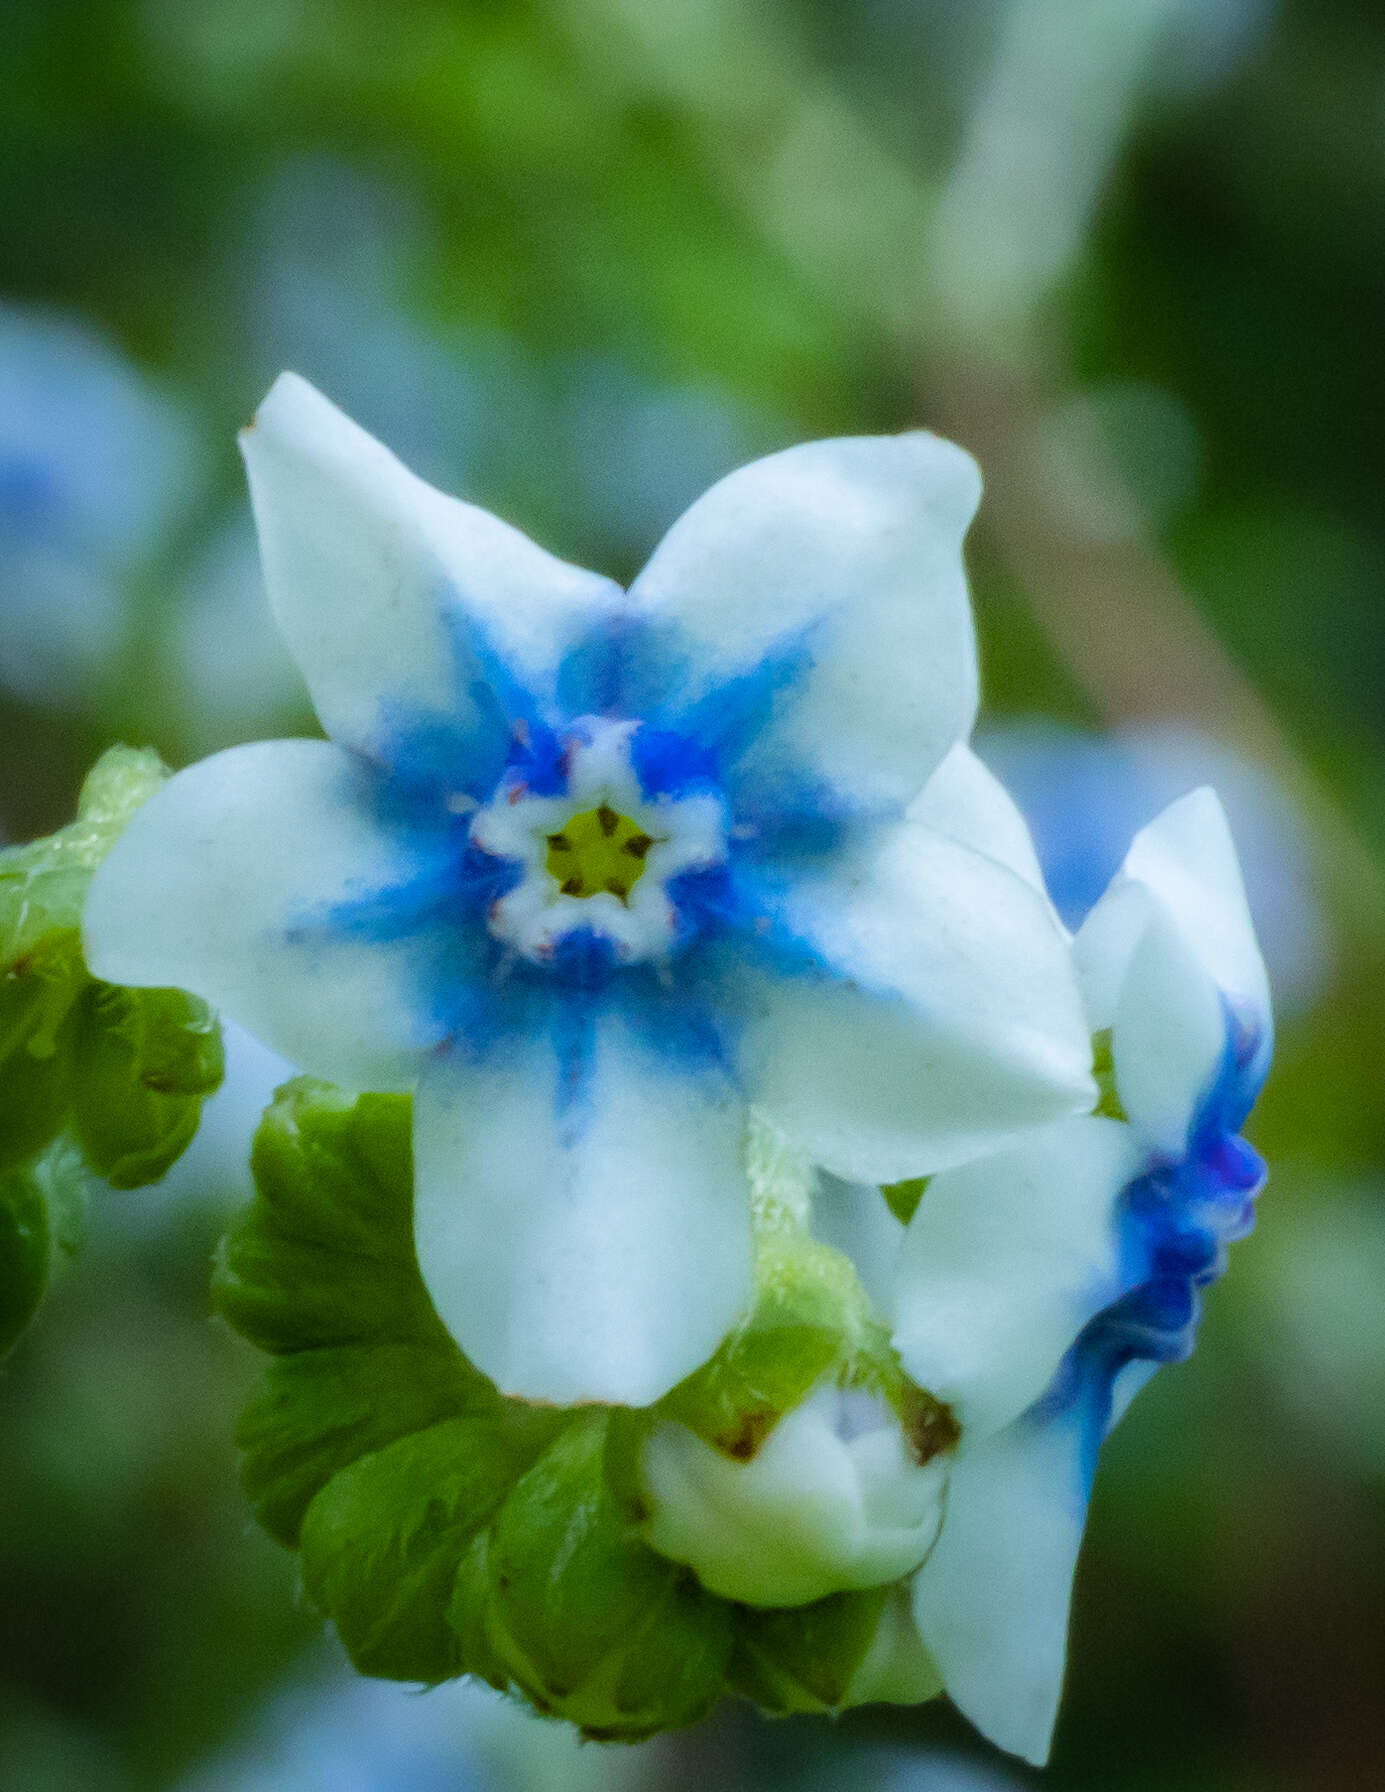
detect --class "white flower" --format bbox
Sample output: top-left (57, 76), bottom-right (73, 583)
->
top-left (889, 786), bottom-right (1272, 1764)
top-left (83, 373), bottom-right (1095, 1408)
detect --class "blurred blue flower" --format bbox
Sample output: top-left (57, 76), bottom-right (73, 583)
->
top-left (0, 304), bottom-right (204, 706)
top-left (979, 718), bottom-right (1331, 1014)
top-left (175, 1657), bottom-right (652, 1792)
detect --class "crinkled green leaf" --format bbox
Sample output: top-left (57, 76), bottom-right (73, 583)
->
top-left (730, 1588), bottom-right (892, 1715)
top-left (236, 1343), bottom-right (485, 1547)
top-left (300, 1409), bottom-right (563, 1684)
top-left (70, 983), bottom-right (224, 1188)
top-left (485, 1412), bottom-right (731, 1737)
top-left (447, 1530), bottom-right (512, 1693)
top-left (213, 1082), bottom-right (450, 1353)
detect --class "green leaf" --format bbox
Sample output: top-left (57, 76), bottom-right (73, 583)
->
top-left (213, 1081), bottom-right (450, 1354)
top-left (235, 1343), bottom-right (488, 1547)
top-left (485, 1412), bottom-right (731, 1737)
top-left (300, 1409), bottom-right (563, 1684)
top-left (69, 983), bottom-right (224, 1188)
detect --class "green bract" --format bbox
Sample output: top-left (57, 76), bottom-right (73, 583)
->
top-left (0, 747), bottom-right (224, 1354)
top-left (216, 1081), bottom-right (955, 1739)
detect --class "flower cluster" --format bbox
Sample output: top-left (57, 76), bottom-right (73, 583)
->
top-left (82, 377), bottom-right (1270, 1763)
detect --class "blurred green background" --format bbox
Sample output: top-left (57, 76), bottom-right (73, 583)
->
top-left (2, 1), bottom-right (1383, 1788)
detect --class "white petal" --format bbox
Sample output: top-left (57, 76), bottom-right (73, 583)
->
top-left (892, 1117), bottom-right (1142, 1439)
top-left (81, 739), bottom-right (453, 1089)
top-left (906, 742), bottom-right (1049, 896)
top-left (240, 374), bottom-right (622, 764)
top-left (640, 1382), bottom-right (946, 1607)
top-left (741, 822), bottom-right (1096, 1182)
top-left (1075, 787), bottom-right (1271, 1155)
top-left (413, 1015), bottom-right (753, 1407)
top-left (811, 1174), bottom-right (905, 1324)
top-left (627, 433), bottom-right (981, 813)
top-left (912, 1411), bottom-right (1089, 1767)
top-left (1109, 912), bottom-right (1230, 1156)
top-left (1076, 787), bottom-right (1269, 1034)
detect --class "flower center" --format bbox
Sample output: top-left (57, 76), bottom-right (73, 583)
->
top-left (544, 805), bottom-right (657, 907)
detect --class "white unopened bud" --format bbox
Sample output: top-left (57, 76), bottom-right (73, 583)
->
top-left (639, 1380), bottom-right (947, 1608)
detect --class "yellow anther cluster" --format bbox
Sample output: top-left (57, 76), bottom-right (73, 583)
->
top-left (545, 805), bottom-right (657, 905)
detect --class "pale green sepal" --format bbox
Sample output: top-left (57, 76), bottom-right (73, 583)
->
top-left (882, 1177), bottom-right (928, 1226)
top-left (842, 1582), bottom-right (944, 1707)
top-left (729, 1587), bottom-right (893, 1715)
top-left (1091, 1028), bottom-right (1128, 1121)
top-left (655, 1229), bottom-right (861, 1457)
top-left (730, 1581), bottom-right (942, 1718)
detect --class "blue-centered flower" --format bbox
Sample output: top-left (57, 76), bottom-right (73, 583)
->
top-left (83, 374), bottom-right (1095, 1408)
top-left (892, 787), bottom-right (1272, 1763)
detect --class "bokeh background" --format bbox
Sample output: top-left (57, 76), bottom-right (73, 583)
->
top-left (2, 1), bottom-right (1383, 1788)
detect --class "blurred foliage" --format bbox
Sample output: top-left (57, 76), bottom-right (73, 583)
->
top-left (1, 0), bottom-right (1384, 1788)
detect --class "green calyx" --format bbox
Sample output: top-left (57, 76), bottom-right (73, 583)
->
top-left (216, 1083), bottom-right (953, 1740)
top-left (0, 747), bottom-right (224, 1356)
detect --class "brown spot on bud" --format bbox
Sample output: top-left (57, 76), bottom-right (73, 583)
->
top-left (715, 1407), bottom-right (779, 1462)
top-left (596, 803), bottom-right (618, 837)
top-left (901, 1387), bottom-right (962, 1465)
